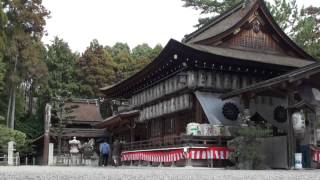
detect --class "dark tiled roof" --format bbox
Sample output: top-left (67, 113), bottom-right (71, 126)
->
top-left (100, 0), bottom-right (316, 98)
top-left (183, 1), bottom-right (250, 44)
top-left (51, 128), bottom-right (106, 138)
top-left (94, 110), bottom-right (139, 128)
top-left (65, 99), bottom-right (103, 123)
top-left (187, 44), bottom-right (313, 68)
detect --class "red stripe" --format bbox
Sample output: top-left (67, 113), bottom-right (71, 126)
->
top-left (120, 147), bottom-right (230, 162)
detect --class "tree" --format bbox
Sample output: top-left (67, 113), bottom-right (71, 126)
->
top-left (50, 91), bottom-right (78, 158)
top-left (0, 0), bottom-right (7, 52)
top-left (3, 0), bottom-right (49, 129)
top-left (292, 6), bottom-right (320, 60)
top-left (131, 43), bottom-right (163, 75)
top-left (182, 0), bottom-right (241, 27)
top-left (76, 39), bottom-right (116, 98)
top-left (45, 37), bottom-right (79, 97)
top-left (0, 0), bottom-right (7, 120)
top-left (110, 42), bottom-right (133, 80)
top-left (0, 124), bottom-right (33, 155)
top-left (150, 44), bottom-right (163, 60)
top-left (266, 0), bottom-right (299, 35)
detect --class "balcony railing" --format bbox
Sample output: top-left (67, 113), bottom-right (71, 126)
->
top-left (122, 135), bottom-right (233, 151)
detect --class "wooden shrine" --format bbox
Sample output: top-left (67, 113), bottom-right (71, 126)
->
top-left (96, 0), bottom-right (317, 168)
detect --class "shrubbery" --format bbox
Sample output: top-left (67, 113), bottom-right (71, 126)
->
top-left (228, 127), bottom-right (272, 169)
top-left (0, 125), bottom-right (33, 155)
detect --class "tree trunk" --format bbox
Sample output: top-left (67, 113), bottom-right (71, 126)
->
top-left (10, 87), bottom-right (16, 129)
top-left (57, 106), bottom-right (63, 157)
top-left (28, 83), bottom-right (34, 116)
top-left (7, 56), bottom-right (18, 129)
top-left (6, 87), bottom-right (12, 128)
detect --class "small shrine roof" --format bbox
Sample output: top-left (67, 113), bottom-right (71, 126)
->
top-left (65, 99), bottom-right (103, 123)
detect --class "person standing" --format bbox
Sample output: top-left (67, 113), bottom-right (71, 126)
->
top-left (99, 140), bottom-right (110, 166)
top-left (112, 139), bottom-right (121, 167)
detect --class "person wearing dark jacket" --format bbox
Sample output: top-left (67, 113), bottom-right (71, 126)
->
top-left (112, 139), bottom-right (121, 167)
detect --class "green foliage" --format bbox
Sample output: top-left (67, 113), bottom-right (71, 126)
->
top-left (1, 0), bottom-right (49, 128)
top-left (76, 39), bottom-right (116, 98)
top-left (131, 43), bottom-right (163, 76)
top-left (99, 100), bottom-right (113, 119)
top-left (50, 91), bottom-right (79, 155)
top-left (182, 0), bottom-right (241, 15)
top-left (0, 125), bottom-right (33, 155)
top-left (266, 0), bottom-right (299, 35)
top-left (131, 43), bottom-right (153, 74)
top-left (0, 55), bottom-right (5, 93)
top-left (228, 127), bottom-right (272, 169)
top-left (292, 6), bottom-right (320, 60)
top-left (267, 1), bottom-right (320, 60)
top-left (45, 37), bottom-right (79, 97)
top-left (182, 0), bottom-right (241, 27)
top-left (0, 0), bottom-right (163, 145)
top-left (3, 0), bottom-right (49, 82)
top-left (111, 42), bottom-right (133, 80)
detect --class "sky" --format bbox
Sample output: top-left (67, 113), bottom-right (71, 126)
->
top-left (41, 0), bottom-right (320, 53)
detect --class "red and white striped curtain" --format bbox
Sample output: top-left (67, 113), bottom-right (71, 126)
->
top-left (121, 147), bottom-right (230, 162)
top-left (187, 147), bottom-right (229, 160)
top-left (313, 149), bottom-right (320, 162)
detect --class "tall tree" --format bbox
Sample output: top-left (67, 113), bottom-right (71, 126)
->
top-left (3, 0), bottom-right (49, 128)
top-left (266, 0), bottom-right (299, 35)
top-left (0, 0), bottom-right (7, 119)
top-left (45, 37), bottom-right (79, 98)
top-left (110, 42), bottom-right (133, 80)
top-left (292, 6), bottom-right (320, 60)
top-left (0, 0), bottom-right (7, 51)
top-left (131, 43), bottom-right (163, 75)
top-left (50, 91), bottom-right (78, 158)
top-left (76, 39), bottom-right (116, 98)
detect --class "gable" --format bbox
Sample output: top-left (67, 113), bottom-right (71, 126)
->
top-left (216, 14), bottom-right (299, 57)
top-left (184, 0), bottom-right (315, 61)
top-left (221, 27), bottom-right (284, 54)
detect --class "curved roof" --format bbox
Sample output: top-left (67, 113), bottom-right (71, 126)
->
top-left (101, 39), bottom-right (312, 98)
top-left (100, 0), bottom-right (316, 98)
top-left (183, 0), bottom-right (315, 61)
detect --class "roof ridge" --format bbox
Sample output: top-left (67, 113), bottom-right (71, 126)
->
top-left (182, 0), bottom-right (249, 43)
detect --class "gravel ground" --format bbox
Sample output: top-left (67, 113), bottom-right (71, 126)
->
top-left (0, 166), bottom-right (320, 180)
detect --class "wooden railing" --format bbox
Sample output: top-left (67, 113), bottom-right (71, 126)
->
top-left (122, 135), bottom-right (233, 151)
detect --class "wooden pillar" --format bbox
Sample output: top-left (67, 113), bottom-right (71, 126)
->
top-left (130, 119), bottom-right (135, 143)
top-left (287, 91), bottom-right (295, 169)
top-left (42, 103), bottom-right (51, 165)
top-left (242, 95), bottom-right (250, 109)
top-left (195, 99), bottom-right (203, 123)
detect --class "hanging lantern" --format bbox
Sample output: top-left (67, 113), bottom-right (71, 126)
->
top-left (292, 110), bottom-right (306, 134)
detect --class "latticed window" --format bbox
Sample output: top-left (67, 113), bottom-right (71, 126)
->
top-left (229, 29), bottom-right (281, 53)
